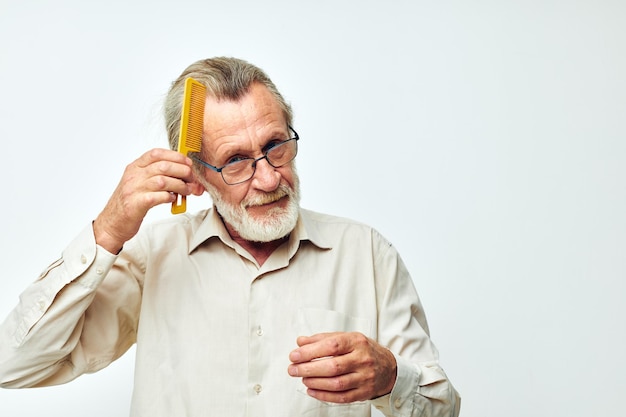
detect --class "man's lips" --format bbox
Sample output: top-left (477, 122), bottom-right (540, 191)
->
top-left (244, 187), bottom-right (290, 208)
top-left (246, 194), bottom-right (288, 209)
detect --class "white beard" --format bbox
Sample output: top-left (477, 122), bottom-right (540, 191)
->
top-left (199, 172), bottom-right (301, 243)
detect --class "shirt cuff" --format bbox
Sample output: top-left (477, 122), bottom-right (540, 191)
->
top-left (370, 352), bottom-right (420, 417)
top-left (61, 223), bottom-right (119, 288)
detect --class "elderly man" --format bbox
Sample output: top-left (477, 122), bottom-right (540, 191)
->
top-left (0, 57), bottom-right (460, 416)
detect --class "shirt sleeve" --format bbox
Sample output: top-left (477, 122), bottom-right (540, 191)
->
top-left (0, 224), bottom-right (142, 388)
top-left (369, 230), bottom-right (461, 417)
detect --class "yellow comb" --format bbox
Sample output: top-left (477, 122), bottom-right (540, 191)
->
top-left (171, 77), bottom-right (206, 214)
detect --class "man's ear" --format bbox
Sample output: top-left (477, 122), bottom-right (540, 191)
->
top-left (190, 181), bottom-right (206, 196)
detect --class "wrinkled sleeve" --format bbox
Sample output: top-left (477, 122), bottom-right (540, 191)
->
top-left (369, 230), bottom-right (461, 417)
top-left (0, 224), bottom-right (143, 388)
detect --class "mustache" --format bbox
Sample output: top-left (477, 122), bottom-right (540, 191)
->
top-left (243, 184), bottom-right (292, 208)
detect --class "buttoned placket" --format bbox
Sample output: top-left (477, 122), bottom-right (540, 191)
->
top-left (247, 273), bottom-right (270, 415)
top-left (239, 236), bottom-right (298, 416)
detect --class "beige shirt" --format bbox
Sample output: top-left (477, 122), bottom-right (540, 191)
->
top-left (0, 208), bottom-right (460, 417)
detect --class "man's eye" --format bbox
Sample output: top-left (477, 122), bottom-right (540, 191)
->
top-left (226, 155), bottom-right (249, 165)
top-left (263, 140), bottom-right (283, 152)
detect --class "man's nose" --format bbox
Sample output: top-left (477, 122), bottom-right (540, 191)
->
top-left (251, 157), bottom-right (280, 191)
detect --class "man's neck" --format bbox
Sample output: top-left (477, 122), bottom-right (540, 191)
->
top-left (223, 221), bottom-right (288, 266)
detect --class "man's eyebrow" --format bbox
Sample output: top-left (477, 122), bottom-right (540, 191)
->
top-left (266, 128), bottom-right (290, 140)
top-left (219, 144), bottom-right (249, 158)
top-left (212, 129), bottom-right (290, 157)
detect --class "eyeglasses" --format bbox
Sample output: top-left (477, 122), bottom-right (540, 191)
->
top-left (192, 126), bottom-right (299, 185)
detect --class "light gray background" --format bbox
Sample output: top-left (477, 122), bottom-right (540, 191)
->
top-left (1, 1), bottom-right (624, 416)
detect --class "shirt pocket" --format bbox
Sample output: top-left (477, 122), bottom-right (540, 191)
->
top-left (291, 308), bottom-right (375, 413)
top-left (295, 307), bottom-right (373, 337)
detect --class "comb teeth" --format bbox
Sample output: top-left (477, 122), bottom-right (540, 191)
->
top-left (184, 82), bottom-right (205, 152)
top-left (171, 77), bottom-right (206, 214)
top-left (178, 77), bottom-right (206, 155)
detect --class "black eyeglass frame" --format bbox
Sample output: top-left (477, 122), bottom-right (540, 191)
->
top-left (191, 126), bottom-right (299, 185)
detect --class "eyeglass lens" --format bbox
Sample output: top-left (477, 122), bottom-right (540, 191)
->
top-left (222, 139), bottom-right (297, 184)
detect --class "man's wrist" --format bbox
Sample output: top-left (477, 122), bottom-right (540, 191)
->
top-left (92, 220), bottom-right (123, 254)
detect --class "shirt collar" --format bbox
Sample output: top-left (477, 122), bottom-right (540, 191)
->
top-left (291, 208), bottom-right (332, 250)
top-left (188, 207), bottom-right (332, 254)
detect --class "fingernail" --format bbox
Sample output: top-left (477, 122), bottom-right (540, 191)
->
top-left (288, 365), bottom-right (298, 376)
top-left (290, 351), bottom-right (301, 362)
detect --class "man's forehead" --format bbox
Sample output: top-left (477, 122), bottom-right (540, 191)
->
top-left (205, 85), bottom-right (282, 118)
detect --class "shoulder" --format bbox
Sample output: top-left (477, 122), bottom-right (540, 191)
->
top-left (299, 208), bottom-right (392, 249)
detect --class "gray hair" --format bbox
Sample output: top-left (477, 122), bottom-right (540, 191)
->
top-left (164, 57), bottom-right (293, 152)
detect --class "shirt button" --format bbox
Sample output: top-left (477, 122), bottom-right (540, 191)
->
top-left (37, 300), bottom-right (46, 311)
top-left (256, 326), bottom-right (263, 336)
top-left (96, 267), bottom-right (104, 275)
top-left (253, 384), bottom-right (262, 394)
top-left (394, 397), bottom-right (402, 409)
top-left (80, 255), bottom-right (87, 264)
